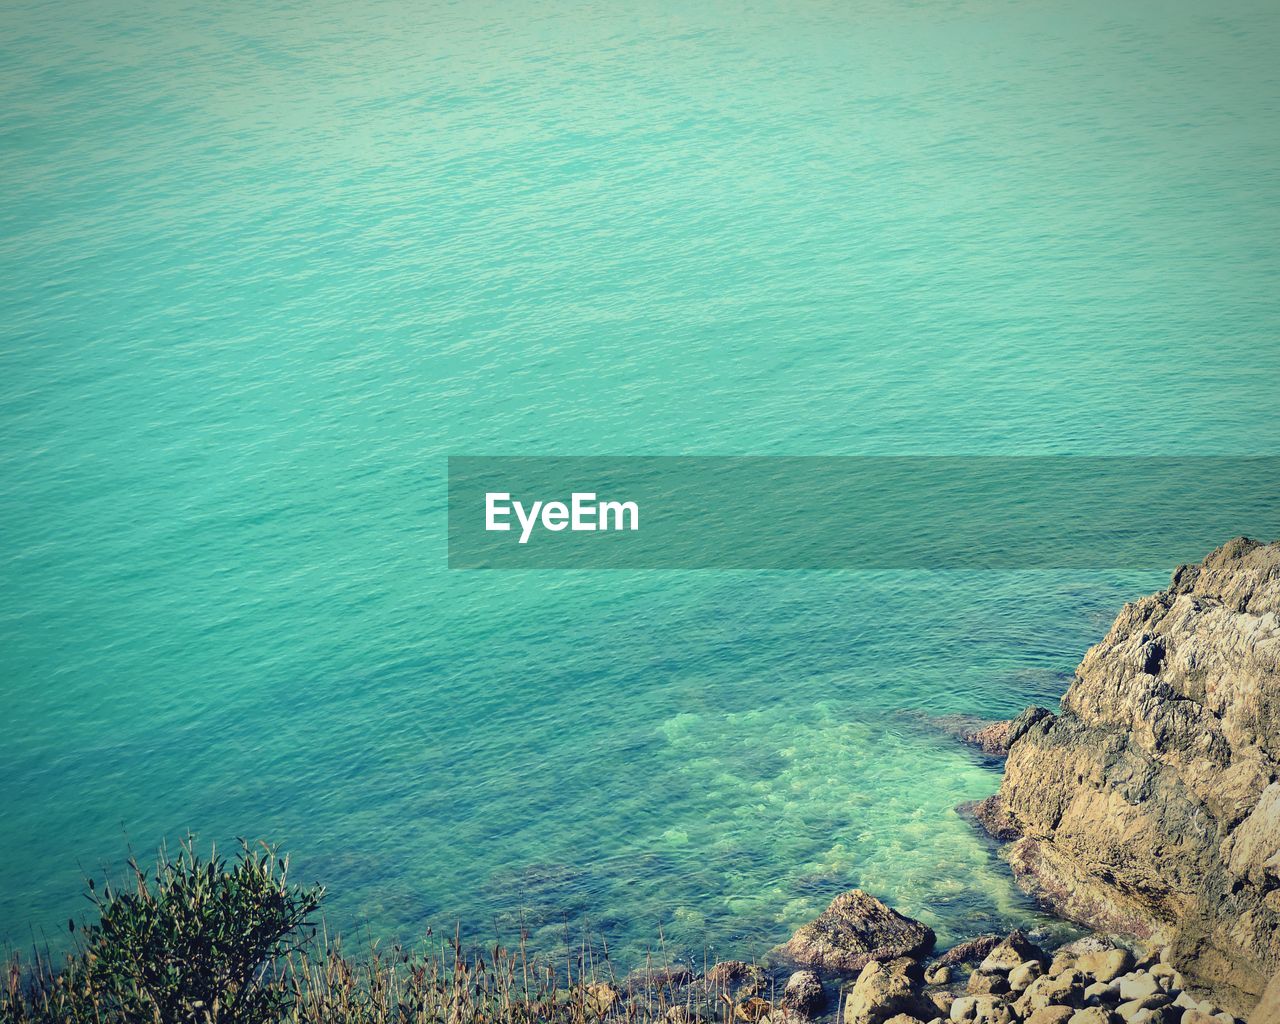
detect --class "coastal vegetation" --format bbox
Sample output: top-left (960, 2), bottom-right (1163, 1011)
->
top-left (1, 838), bottom-right (747, 1024)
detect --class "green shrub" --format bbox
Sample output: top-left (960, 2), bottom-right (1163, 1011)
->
top-left (3, 835), bottom-right (324, 1024)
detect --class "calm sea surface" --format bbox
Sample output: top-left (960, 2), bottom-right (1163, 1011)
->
top-left (2, 0), bottom-right (1279, 965)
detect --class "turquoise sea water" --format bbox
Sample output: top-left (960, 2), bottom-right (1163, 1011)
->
top-left (3, 0), bottom-right (1279, 966)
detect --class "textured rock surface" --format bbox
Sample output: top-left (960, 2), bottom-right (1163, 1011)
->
top-left (782, 970), bottom-right (824, 1015)
top-left (780, 890), bottom-right (936, 971)
top-left (933, 935), bottom-right (1005, 969)
top-left (843, 958), bottom-right (936, 1024)
top-left (984, 539), bottom-right (1280, 1010)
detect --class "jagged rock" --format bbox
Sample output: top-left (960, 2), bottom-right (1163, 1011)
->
top-left (957, 796), bottom-right (1020, 841)
top-left (979, 931), bottom-right (1046, 974)
top-left (782, 970), bottom-right (823, 1015)
top-left (843, 959), bottom-right (937, 1024)
top-left (934, 936), bottom-right (1004, 969)
top-left (1009, 961), bottom-right (1045, 993)
top-left (782, 890), bottom-right (935, 971)
top-left (979, 539), bottom-right (1280, 1011)
top-left (959, 720), bottom-right (1014, 756)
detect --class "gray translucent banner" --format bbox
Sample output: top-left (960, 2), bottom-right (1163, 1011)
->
top-left (448, 457), bottom-right (1280, 569)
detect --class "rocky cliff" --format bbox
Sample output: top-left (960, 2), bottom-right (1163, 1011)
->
top-left (982, 538), bottom-right (1280, 1012)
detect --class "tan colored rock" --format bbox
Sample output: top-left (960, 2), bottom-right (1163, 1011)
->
top-left (586, 983), bottom-right (621, 1016)
top-left (1116, 994), bottom-right (1168, 1021)
top-left (983, 539), bottom-right (1280, 1010)
top-left (1009, 961), bottom-right (1045, 993)
top-left (925, 965), bottom-right (952, 985)
top-left (979, 931), bottom-right (1046, 974)
top-left (882, 1015), bottom-right (925, 1024)
top-left (1069, 1009), bottom-right (1115, 1024)
top-left (1017, 972), bottom-right (1085, 1016)
top-left (967, 972), bottom-right (1008, 995)
top-left (737, 997), bottom-right (773, 1022)
top-left (782, 890), bottom-right (935, 971)
top-left (843, 959), bottom-right (936, 1024)
top-left (1026, 1009), bottom-right (1075, 1024)
top-left (1083, 980), bottom-right (1118, 1003)
top-left (1253, 970), bottom-right (1280, 1024)
top-left (1076, 950), bottom-right (1132, 984)
top-left (971, 996), bottom-right (1014, 1024)
top-left (1117, 975), bottom-right (1160, 1003)
top-left (1050, 953), bottom-right (1079, 979)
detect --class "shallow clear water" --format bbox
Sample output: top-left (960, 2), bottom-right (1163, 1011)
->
top-left (2, 0), bottom-right (1279, 966)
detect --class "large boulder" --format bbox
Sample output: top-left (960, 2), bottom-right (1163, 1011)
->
top-left (780, 890), bottom-right (936, 971)
top-left (842, 958), bottom-right (936, 1024)
top-left (974, 539), bottom-right (1280, 1013)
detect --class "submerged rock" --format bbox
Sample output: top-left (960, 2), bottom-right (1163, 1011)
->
top-left (956, 797), bottom-right (1020, 842)
top-left (780, 890), bottom-right (935, 971)
top-left (973, 538), bottom-right (1280, 1012)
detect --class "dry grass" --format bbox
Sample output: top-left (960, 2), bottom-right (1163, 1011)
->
top-left (1, 839), bottom-right (786, 1024)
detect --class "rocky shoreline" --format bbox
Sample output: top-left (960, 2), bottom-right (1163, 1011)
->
top-left (607, 539), bottom-right (1279, 1024)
